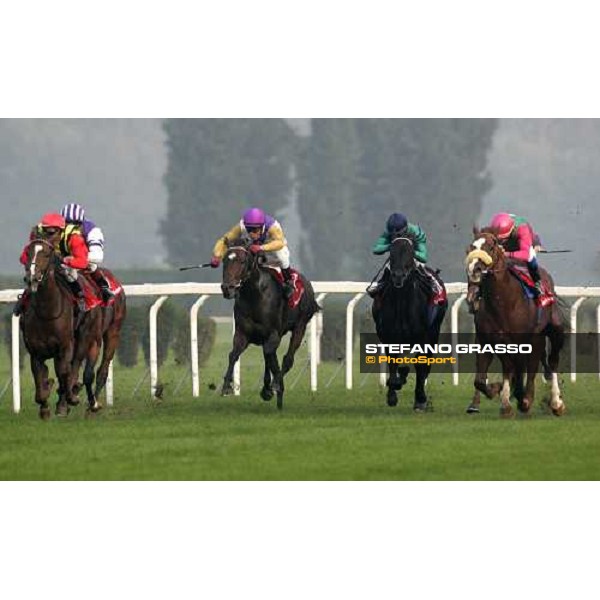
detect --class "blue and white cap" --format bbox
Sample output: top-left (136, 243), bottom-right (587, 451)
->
top-left (61, 203), bottom-right (85, 223)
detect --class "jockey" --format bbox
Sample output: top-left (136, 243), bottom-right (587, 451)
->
top-left (367, 212), bottom-right (444, 300)
top-left (14, 213), bottom-right (88, 315)
top-left (466, 212), bottom-right (543, 314)
top-left (211, 207), bottom-right (295, 299)
top-left (60, 202), bottom-right (114, 302)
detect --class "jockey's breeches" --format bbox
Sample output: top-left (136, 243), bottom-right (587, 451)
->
top-left (264, 247), bottom-right (290, 269)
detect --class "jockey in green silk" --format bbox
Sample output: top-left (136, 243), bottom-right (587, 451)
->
top-left (367, 213), bottom-right (444, 303)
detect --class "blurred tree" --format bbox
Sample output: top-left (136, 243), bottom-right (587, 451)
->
top-left (297, 119), bottom-right (363, 279)
top-left (297, 119), bottom-right (497, 281)
top-left (160, 119), bottom-right (299, 266)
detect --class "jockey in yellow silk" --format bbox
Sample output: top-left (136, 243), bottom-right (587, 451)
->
top-left (211, 207), bottom-right (294, 299)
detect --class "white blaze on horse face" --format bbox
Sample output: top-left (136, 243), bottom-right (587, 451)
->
top-left (467, 238), bottom-right (487, 281)
top-left (228, 253), bottom-right (236, 261)
top-left (30, 244), bottom-right (43, 279)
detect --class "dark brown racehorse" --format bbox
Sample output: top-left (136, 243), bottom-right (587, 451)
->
top-left (220, 241), bottom-right (320, 409)
top-left (465, 228), bottom-right (566, 417)
top-left (71, 268), bottom-right (127, 409)
top-left (20, 230), bottom-right (103, 419)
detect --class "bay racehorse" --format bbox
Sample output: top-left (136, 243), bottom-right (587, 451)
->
top-left (465, 228), bottom-right (566, 417)
top-left (71, 268), bottom-right (126, 410)
top-left (220, 241), bottom-right (320, 409)
top-left (372, 232), bottom-right (448, 410)
top-left (20, 229), bottom-right (104, 419)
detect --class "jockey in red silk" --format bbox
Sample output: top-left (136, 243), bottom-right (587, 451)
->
top-left (60, 202), bottom-right (115, 302)
top-left (14, 213), bottom-right (88, 315)
top-left (211, 207), bottom-right (295, 299)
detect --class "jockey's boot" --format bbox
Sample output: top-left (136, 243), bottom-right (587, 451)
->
top-left (367, 268), bottom-right (390, 298)
top-left (90, 269), bottom-right (115, 302)
top-left (68, 280), bottom-right (87, 313)
top-left (12, 290), bottom-right (28, 316)
top-left (281, 267), bottom-right (295, 299)
top-left (528, 260), bottom-right (543, 298)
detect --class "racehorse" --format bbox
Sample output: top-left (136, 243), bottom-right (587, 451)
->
top-left (71, 268), bottom-right (126, 410)
top-left (465, 228), bottom-right (566, 417)
top-left (372, 232), bottom-right (448, 410)
top-left (220, 241), bottom-right (320, 409)
top-left (20, 229), bottom-right (104, 419)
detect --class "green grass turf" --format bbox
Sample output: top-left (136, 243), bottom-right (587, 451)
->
top-left (1, 324), bottom-right (599, 480)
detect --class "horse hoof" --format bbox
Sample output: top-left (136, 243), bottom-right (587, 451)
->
top-left (276, 395), bottom-right (283, 410)
top-left (55, 402), bottom-right (69, 417)
top-left (551, 403), bottom-right (566, 417)
top-left (413, 401), bottom-right (427, 413)
top-left (499, 405), bottom-right (514, 419)
top-left (67, 397), bottom-right (80, 407)
top-left (260, 387), bottom-right (274, 401)
top-left (387, 395), bottom-right (398, 407)
top-left (518, 398), bottom-right (532, 414)
top-left (221, 385), bottom-right (234, 397)
top-left (466, 405), bottom-right (480, 414)
top-left (39, 407), bottom-right (51, 421)
top-left (89, 401), bottom-right (103, 413)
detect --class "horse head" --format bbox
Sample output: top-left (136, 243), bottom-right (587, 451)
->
top-left (465, 229), bottom-right (506, 284)
top-left (25, 229), bottom-right (62, 293)
top-left (221, 240), bottom-right (259, 299)
top-left (388, 231), bottom-right (416, 288)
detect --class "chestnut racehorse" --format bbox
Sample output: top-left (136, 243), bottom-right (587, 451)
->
top-left (20, 230), bottom-right (103, 419)
top-left (465, 228), bottom-right (566, 417)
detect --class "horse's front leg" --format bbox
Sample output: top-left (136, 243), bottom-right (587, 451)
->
top-left (260, 348), bottom-right (273, 401)
top-left (31, 355), bottom-right (52, 420)
top-left (470, 352), bottom-right (500, 413)
top-left (414, 363), bottom-right (430, 412)
top-left (55, 344), bottom-right (75, 417)
top-left (221, 328), bottom-right (249, 396)
top-left (264, 332), bottom-right (283, 409)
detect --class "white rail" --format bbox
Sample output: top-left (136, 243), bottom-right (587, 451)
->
top-left (2, 281), bottom-right (600, 413)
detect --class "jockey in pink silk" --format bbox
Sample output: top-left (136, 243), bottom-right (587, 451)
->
top-left (467, 212), bottom-right (545, 313)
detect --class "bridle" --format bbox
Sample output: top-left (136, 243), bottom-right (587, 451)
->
top-left (465, 235), bottom-right (506, 285)
top-left (223, 245), bottom-right (259, 291)
top-left (389, 235), bottom-right (416, 289)
top-left (25, 237), bottom-right (64, 320)
top-left (27, 237), bottom-right (60, 288)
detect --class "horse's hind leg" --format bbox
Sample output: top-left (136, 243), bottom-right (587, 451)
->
top-left (94, 328), bottom-right (120, 403)
top-left (221, 329), bottom-right (249, 396)
top-left (84, 342), bottom-right (102, 412)
top-left (282, 319), bottom-right (309, 376)
top-left (545, 323), bottom-right (566, 416)
top-left (31, 356), bottom-right (51, 420)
